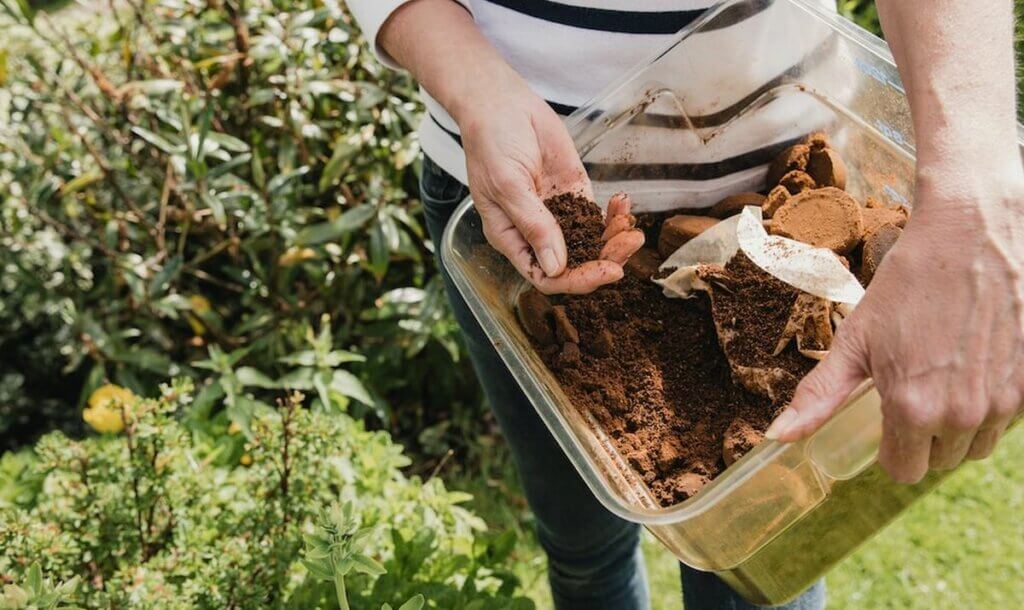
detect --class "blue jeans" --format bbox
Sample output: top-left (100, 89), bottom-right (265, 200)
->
top-left (419, 156), bottom-right (826, 610)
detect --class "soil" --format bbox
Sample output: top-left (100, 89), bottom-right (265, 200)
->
top-left (544, 192), bottom-right (605, 268)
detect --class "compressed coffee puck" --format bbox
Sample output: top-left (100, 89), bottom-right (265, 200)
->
top-left (779, 170), bottom-right (817, 195)
top-left (658, 215), bottom-right (720, 257)
top-left (624, 247), bottom-right (664, 279)
top-left (806, 147), bottom-right (848, 190)
top-left (762, 185), bottom-right (791, 218)
top-left (709, 192), bottom-right (767, 219)
top-left (766, 143), bottom-right (810, 188)
top-left (516, 287), bottom-right (555, 346)
top-left (860, 222), bottom-right (903, 284)
top-left (861, 204), bottom-right (909, 237)
top-left (551, 305), bottom-right (580, 344)
top-left (772, 187), bottom-right (864, 254)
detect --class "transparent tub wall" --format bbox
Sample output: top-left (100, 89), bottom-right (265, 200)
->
top-left (441, 0), bottom-right (1021, 605)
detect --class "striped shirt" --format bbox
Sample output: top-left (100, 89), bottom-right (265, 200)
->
top-left (349, 0), bottom-right (839, 211)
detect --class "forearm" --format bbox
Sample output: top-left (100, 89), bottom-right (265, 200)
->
top-left (378, 0), bottom-right (530, 124)
top-left (875, 0), bottom-right (1022, 193)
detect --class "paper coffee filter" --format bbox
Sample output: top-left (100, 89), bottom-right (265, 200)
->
top-left (656, 206), bottom-right (865, 305)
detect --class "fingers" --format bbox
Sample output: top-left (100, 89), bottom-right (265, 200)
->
top-left (535, 260), bottom-right (625, 295)
top-left (602, 214), bottom-right (636, 241)
top-left (479, 203), bottom-right (556, 285)
top-left (966, 387), bottom-right (1019, 460)
top-left (766, 325), bottom-right (868, 442)
top-left (497, 187), bottom-right (567, 278)
top-left (929, 431), bottom-right (974, 471)
top-left (966, 419), bottom-right (1011, 461)
top-left (600, 230), bottom-right (645, 265)
top-left (607, 192), bottom-right (631, 218)
top-left (878, 411), bottom-right (934, 484)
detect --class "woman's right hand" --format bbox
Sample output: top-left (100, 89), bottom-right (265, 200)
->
top-left (457, 76), bottom-right (644, 294)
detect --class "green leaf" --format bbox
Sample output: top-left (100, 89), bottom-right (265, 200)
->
top-left (267, 166), bottom-right (310, 194)
top-left (276, 368), bottom-right (314, 390)
top-left (235, 367), bottom-right (278, 389)
top-left (60, 171), bottom-right (103, 197)
top-left (207, 132), bottom-right (250, 153)
top-left (318, 139), bottom-right (359, 193)
top-left (251, 148), bottom-right (266, 189)
top-left (207, 153), bottom-right (252, 180)
top-left (295, 204), bottom-right (375, 246)
top-left (131, 127), bottom-right (185, 155)
top-left (301, 559), bottom-right (334, 581)
top-left (119, 79), bottom-right (184, 96)
top-left (350, 553), bottom-right (386, 577)
top-left (200, 191), bottom-right (227, 229)
top-left (398, 595), bottom-right (426, 610)
top-left (330, 370), bottom-right (372, 405)
top-left (147, 255), bottom-right (182, 298)
top-left (26, 562), bottom-right (42, 594)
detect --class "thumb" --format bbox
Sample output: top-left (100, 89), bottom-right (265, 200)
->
top-left (500, 182), bottom-right (567, 278)
top-left (766, 326), bottom-right (868, 442)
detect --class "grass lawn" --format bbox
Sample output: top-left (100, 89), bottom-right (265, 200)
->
top-left (458, 427), bottom-right (1024, 609)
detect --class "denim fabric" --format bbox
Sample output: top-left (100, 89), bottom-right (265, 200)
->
top-left (418, 155), bottom-right (826, 610)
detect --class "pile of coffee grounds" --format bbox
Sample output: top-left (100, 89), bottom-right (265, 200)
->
top-left (540, 272), bottom-right (783, 506)
top-left (696, 253), bottom-right (817, 401)
top-left (518, 193), bottom-right (821, 506)
top-left (544, 192), bottom-right (605, 268)
top-left (516, 135), bottom-right (909, 507)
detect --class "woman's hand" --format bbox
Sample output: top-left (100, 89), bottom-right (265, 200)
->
top-left (459, 81), bottom-right (643, 294)
top-left (768, 172), bottom-right (1024, 482)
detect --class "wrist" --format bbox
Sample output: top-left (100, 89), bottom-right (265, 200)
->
top-left (445, 61), bottom-right (536, 127)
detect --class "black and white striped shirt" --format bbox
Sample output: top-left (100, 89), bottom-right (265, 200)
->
top-left (350, 0), bottom-right (840, 211)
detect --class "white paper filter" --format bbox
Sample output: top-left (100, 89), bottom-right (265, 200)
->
top-left (656, 206), bottom-right (865, 305)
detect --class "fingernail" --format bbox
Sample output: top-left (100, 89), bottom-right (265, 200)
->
top-left (765, 408), bottom-right (801, 440)
top-left (538, 247), bottom-right (561, 277)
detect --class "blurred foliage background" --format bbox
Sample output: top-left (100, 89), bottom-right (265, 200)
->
top-left (1, 0), bottom-right (1023, 608)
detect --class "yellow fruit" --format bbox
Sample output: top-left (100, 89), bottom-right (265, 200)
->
top-left (227, 421), bottom-right (241, 435)
top-left (240, 454), bottom-right (253, 466)
top-left (83, 384), bottom-right (136, 433)
top-left (189, 294), bottom-right (211, 313)
top-left (277, 246), bottom-right (317, 267)
top-left (187, 294), bottom-right (211, 335)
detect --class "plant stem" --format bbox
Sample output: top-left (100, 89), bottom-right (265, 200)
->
top-left (333, 571), bottom-right (349, 610)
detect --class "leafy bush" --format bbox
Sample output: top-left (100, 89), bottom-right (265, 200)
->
top-left (0, 380), bottom-right (533, 609)
top-left (0, 0), bottom-right (479, 451)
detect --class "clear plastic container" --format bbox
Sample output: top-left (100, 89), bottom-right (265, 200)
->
top-left (440, 0), bottom-right (1023, 604)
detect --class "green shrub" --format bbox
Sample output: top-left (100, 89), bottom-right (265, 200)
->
top-left (0, 0), bottom-right (480, 451)
top-left (0, 380), bottom-right (533, 609)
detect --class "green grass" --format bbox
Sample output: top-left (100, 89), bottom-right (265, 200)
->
top-left (457, 428), bottom-right (1024, 608)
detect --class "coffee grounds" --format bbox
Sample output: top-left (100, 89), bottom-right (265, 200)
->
top-left (537, 272), bottom-right (784, 506)
top-left (526, 199), bottom-right (816, 505)
top-left (544, 192), bottom-right (605, 268)
top-left (697, 253), bottom-right (817, 401)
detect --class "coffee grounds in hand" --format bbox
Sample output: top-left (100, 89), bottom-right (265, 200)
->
top-left (544, 192), bottom-right (605, 268)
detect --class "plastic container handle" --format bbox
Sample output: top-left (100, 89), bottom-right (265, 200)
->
top-left (806, 381), bottom-right (882, 481)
